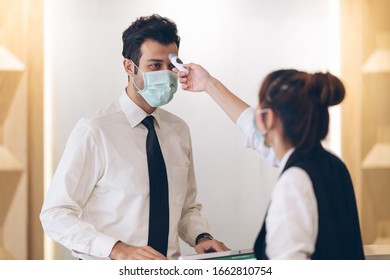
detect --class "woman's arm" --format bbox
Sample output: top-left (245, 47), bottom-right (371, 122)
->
top-left (177, 63), bottom-right (250, 123)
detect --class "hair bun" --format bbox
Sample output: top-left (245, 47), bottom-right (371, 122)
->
top-left (305, 72), bottom-right (345, 107)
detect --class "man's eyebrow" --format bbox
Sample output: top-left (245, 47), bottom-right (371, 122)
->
top-left (146, 59), bottom-right (164, 63)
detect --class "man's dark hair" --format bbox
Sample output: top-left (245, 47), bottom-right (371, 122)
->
top-left (122, 14), bottom-right (180, 68)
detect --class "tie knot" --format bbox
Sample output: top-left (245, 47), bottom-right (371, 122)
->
top-left (142, 116), bottom-right (155, 131)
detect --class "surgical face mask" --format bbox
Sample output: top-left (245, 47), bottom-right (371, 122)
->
top-left (253, 109), bottom-right (279, 167)
top-left (131, 62), bottom-right (178, 107)
top-left (253, 108), bottom-right (270, 147)
top-left (252, 116), bottom-right (279, 167)
top-left (253, 117), bottom-right (269, 148)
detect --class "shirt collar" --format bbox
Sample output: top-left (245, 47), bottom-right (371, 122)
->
top-left (119, 91), bottom-right (162, 128)
top-left (278, 147), bottom-right (295, 172)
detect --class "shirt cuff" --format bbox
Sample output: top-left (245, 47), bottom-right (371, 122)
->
top-left (90, 233), bottom-right (119, 258)
top-left (236, 107), bottom-right (255, 134)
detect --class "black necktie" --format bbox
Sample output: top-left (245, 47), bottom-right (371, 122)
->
top-left (142, 116), bottom-right (169, 256)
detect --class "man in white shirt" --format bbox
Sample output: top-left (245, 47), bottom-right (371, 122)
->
top-left (40, 14), bottom-right (228, 260)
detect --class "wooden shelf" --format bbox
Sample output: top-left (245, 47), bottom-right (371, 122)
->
top-left (362, 33), bottom-right (390, 73)
top-left (0, 146), bottom-right (22, 226)
top-left (362, 49), bottom-right (390, 73)
top-left (0, 45), bottom-right (24, 71)
top-left (0, 0), bottom-right (12, 26)
top-left (0, 0), bottom-right (44, 260)
top-left (362, 143), bottom-right (390, 169)
top-left (0, 246), bottom-right (14, 260)
top-left (341, 0), bottom-right (390, 245)
top-left (0, 46), bottom-right (25, 123)
top-left (0, 145), bottom-right (23, 171)
top-left (364, 244), bottom-right (390, 260)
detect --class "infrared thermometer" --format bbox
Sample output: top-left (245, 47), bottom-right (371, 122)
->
top-left (169, 53), bottom-right (189, 74)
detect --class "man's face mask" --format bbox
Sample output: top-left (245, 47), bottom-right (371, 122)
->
top-left (131, 61), bottom-right (178, 107)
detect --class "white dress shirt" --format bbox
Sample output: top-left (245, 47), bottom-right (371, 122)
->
top-left (236, 107), bottom-right (279, 167)
top-left (40, 92), bottom-right (210, 260)
top-left (236, 107), bottom-right (318, 259)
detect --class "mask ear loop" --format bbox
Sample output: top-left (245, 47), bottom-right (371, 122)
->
top-left (129, 60), bottom-right (144, 92)
top-left (256, 108), bottom-right (269, 136)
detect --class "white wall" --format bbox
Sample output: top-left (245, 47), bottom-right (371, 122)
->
top-left (44, 0), bottom-right (340, 259)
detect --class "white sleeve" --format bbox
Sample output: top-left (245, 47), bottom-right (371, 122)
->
top-left (265, 167), bottom-right (318, 259)
top-left (178, 127), bottom-right (210, 246)
top-left (236, 107), bottom-right (278, 167)
top-left (40, 119), bottom-right (117, 258)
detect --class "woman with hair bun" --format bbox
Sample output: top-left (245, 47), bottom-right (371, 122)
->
top-left (176, 65), bottom-right (364, 260)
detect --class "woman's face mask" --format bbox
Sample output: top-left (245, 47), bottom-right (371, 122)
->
top-left (131, 61), bottom-right (178, 107)
top-left (254, 107), bottom-right (270, 147)
top-left (253, 117), bottom-right (269, 148)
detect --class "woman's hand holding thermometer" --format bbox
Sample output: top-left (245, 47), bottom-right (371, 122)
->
top-left (169, 53), bottom-right (189, 74)
top-left (171, 57), bottom-right (212, 93)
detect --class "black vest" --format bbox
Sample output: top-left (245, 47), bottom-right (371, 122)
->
top-left (254, 145), bottom-right (365, 259)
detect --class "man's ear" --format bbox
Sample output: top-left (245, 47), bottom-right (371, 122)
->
top-left (123, 59), bottom-right (134, 76)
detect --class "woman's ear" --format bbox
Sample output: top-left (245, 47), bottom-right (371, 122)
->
top-left (267, 108), bottom-right (276, 129)
top-left (257, 107), bottom-right (277, 134)
top-left (255, 107), bottom-right (266, 134)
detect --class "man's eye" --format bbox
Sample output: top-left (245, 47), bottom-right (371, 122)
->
top-left (150, 64), bottom-right (161, 70)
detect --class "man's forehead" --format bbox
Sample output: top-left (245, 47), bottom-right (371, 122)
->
top-left (140, 40), bottom-right (178, 59)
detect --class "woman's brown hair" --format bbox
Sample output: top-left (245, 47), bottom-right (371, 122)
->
top-left (258, 69), bottom-right (345, 151)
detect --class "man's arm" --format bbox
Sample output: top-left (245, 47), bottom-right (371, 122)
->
top-left (109, 241), bottom-right (167, 260)
top-left (177, 130), bottom-right (229, 253)
top-left (194, 233), bottom-right (230, 254)
top-left (40, 119), bottom-right (117, 259)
